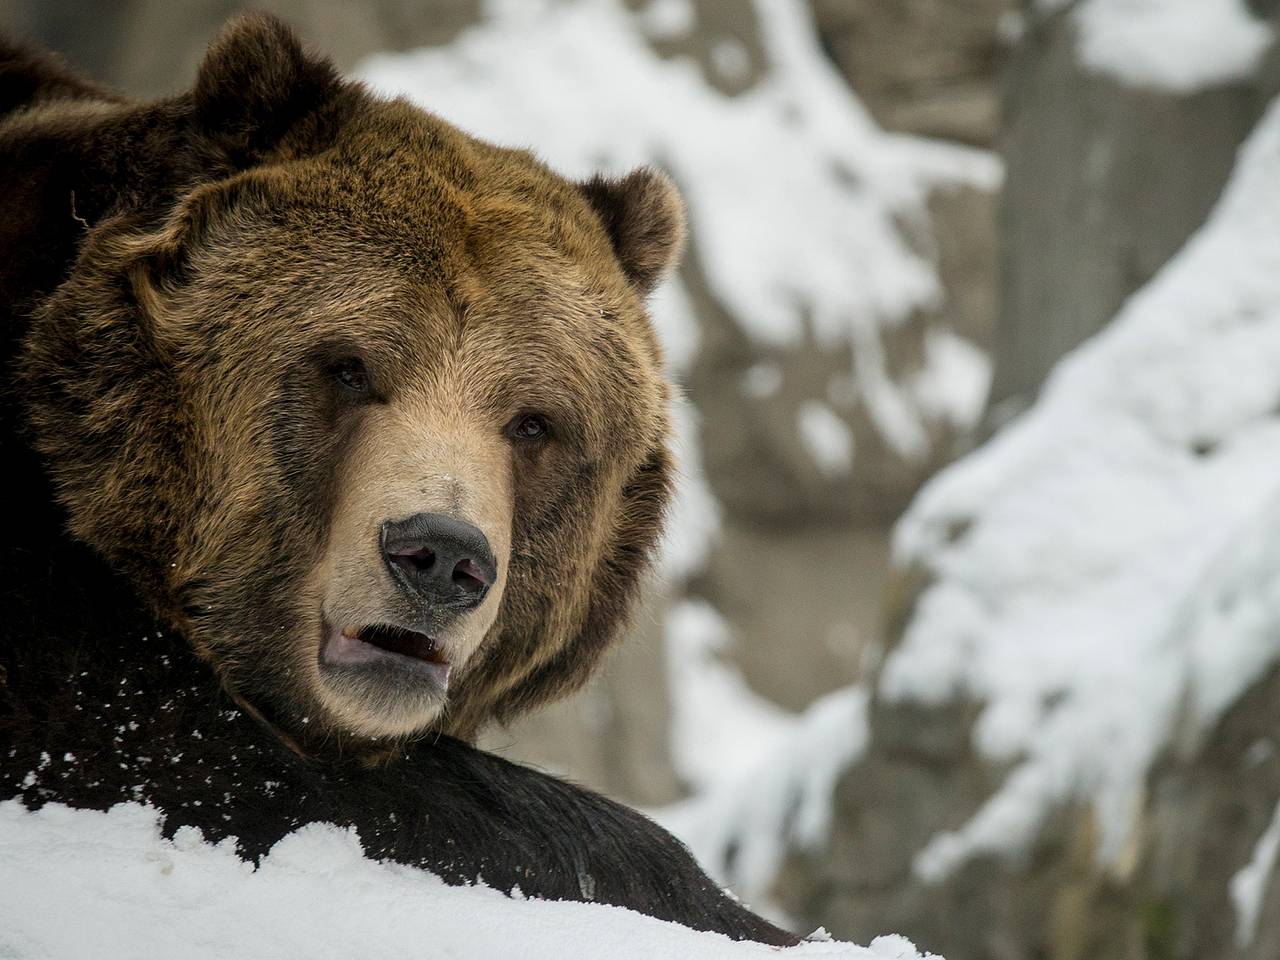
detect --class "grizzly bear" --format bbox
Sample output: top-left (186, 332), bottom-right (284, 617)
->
top-left (0, 16), bottom-right (794, 946)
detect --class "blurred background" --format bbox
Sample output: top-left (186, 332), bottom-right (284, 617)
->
top-left (6, 1), bottom-right (1280, 957)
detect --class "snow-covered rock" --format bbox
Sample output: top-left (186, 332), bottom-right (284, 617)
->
top-left (358, 0), bottom-right (995, 354)
top-left (991, 0), bottom-right (1278, 420)
top-left (777, 92), bottom-right (1280, 960)
top-left (888, 90), bottom-right (1280, 885)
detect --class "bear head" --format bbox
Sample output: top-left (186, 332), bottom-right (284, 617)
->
top-left (21, 15), bottom-right (683, 745)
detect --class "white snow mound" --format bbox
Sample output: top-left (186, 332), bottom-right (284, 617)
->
top-left (0, 800), bottom-right (932, 960)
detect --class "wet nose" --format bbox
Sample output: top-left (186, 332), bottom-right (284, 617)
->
top-left (380, 513), bottom-right (497, 610)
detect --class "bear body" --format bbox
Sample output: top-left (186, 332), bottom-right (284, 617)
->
top-left (0, 21), bottom-right (794, 946)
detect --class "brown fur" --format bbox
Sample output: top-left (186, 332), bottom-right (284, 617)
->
top-left (15, 15), bottom-right (683, 748)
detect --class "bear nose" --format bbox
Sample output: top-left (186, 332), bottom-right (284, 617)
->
top-left (380, 513), bottom-right (497, 611)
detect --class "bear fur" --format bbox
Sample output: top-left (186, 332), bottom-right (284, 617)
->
top-left (0, 18), bottom-right (795, 946)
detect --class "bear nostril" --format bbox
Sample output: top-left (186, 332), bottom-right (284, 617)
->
top-left (390, 546), bottom-right (436, 573)
top-left (452, 558), bottom-right (489, 594)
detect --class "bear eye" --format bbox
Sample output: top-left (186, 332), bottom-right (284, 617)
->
top-left (507, 413), bottom-right (551, 443)
top-left (330, 358), bottom-right (370, 395)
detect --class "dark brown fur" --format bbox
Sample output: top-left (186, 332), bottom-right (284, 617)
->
top-left (13, 15), bottom-right (683, 746)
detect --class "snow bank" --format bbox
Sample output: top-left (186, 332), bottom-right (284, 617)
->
top-left (912, 330), bottom-right (991, 432)
top-left (1072, 0), bottom-right (1273, 93)
top-left (881, 95), bottom-right (1280, 882)
top-left (661, 402), bottom-right (722, 582)
top-left (0, 800), bottom-right (935, 960)
top-left (664, 601), bottom-right (798, 792)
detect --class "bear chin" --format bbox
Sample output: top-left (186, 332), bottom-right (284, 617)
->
top-left (314, 620), bottom-right (453, 739)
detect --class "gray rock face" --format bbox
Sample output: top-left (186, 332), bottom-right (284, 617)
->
top-left (810, 0), bottom-right (1012, 147)
top-left (990, 2), bottom-right (1280, 423)
top-left (0, 0), bottom-right (479, 97)
top-left (781, 582), bottom-right (1280, 960)
top-left (696, 524), bottom-right (889, 712)
top-left (681, 252), bottom-right (952, 530)
top-left (672, 0), bottom-right (1001, 748)
top-left (1137, 664), bottom-right (1280, 960)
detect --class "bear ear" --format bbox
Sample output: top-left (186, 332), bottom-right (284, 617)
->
top-left (192, 14), bottom-right (341, 161)
top-left (579, 168), bottom-right (686, 296)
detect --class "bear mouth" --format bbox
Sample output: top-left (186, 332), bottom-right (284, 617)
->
top-left (352, 624), bottom-right (446, 664)
top-left (321, 621), bottom-right (452, 688)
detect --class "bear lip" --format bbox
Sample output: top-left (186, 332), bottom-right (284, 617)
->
top-left (321, 621), bottom-right (452, 688)
top-left (350, 624), bottom-right (447, 664)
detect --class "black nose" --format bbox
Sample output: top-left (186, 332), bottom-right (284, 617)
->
top-left (380, 513), bottom-right (497, 610)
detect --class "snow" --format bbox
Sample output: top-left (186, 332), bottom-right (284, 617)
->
top-left (664, 601), bottom-right (797, 792)
top-left (851, 326), bottom-right (932, 462)
top-left (659, 682), bottom-right (868, 915)
top-left (638, 0), bottom-right (695, 39)
top-left (0, 800), bottom-right (935, 960)
top-left (1073, 0), bottom-right (1273, 93)
top-left (646, 272), bottom-right (702, 377)
top-left (661, 683), bottom-right (867, 910)
top-left (797, 401), bottom-right (855, 477)
top-left (880, 95), bottom-right (1280, 882)
top-left (1231, 797), bottom-right (1280, 948)
top-left (356, 0), bottom-right (999, 458)
top-left (659, 600), bottom-right (869, 910)
top-left (710, 40), bottom-right (753, 85)
top-left (911, 330), bottom-right (991, 431)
